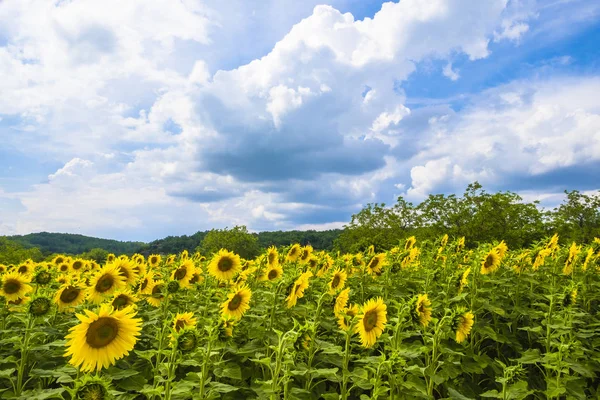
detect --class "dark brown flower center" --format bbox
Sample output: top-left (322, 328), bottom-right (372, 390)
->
top-left (95, 275), bottom-right (114, 293)
top-left (86, 317), bottom-right (119, 348)
top-left (60, 286), bottom-right (81, 303)
top-left (72, 261), bottom-right (83, 270)
top-left (484, 254), bottom-right (495, 269)
top-left (228, 294), bottom-right (242, 311)
top-left (18, 265), bottom-right (28, 274)
top-left (112, 295), bottom-right (129, 309)
top-left (174, 266), bottom-right (187, 280)
top-left (268, 269), bottom-right (278, 280)
top-left (268, 252), bottom-right (277, 264)
top-left (363, 310), bottom-right (378, 331)
top-left (175, 319), bottom-right (186, 332)
top-left (217, 257), bottom-right (234, 272)
top-left (369, 258), bottom-right (379, 270)
top-left (331, 275), bottom-right (341, 288)
top-left (3, 279), bottom-right (21, 294)
top-left (60, 264), bottom-right (69, 272)
top-left (152, 284), bottom-right (164, 299)
top-left (140, 278), bottom-right (149, 291)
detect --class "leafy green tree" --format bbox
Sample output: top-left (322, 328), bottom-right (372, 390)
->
top-left (552, 190), bottom-right (600, 244)
top-left (416, 183), bottom-right (546, 248)
top-left (0, 237), bottom-right (43, 265)
top-left (199, 226), bottom-right (260, 259)
top-left (334, 199), bottom-right (417, 253)
top-left (80, 248), bottom-right (109, 263)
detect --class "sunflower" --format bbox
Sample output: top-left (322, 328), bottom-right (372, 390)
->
top-left (582, 248), bottom-right (594, 272)
top-left (405, 236), bottom-right (417, 250)
top-left (0, 264), bottom-right (6, 274)
top-left (208, 250), bottom-right (242, 281)
top-left (54, 284), bottom-right (86, 312)
top-left (355, 297), bottom-right (387, 348)
top-left (138, 271), bottom-right (155, 295)
top-left (414, 294), bottom-right (432, 328)
top-left (53, 255), bottom-right (66, 266)
top-left (334, 288), bottom-right (351, 315)
top-left (172, 312), bottom-right (197, 333)
top-left (366, 254), bottom-right (386, 275)
top-left (111, 290), bottom-right (138, 310)
top-left (112, 259), bottom-right (138, 286)
top-left (189, 267), bottom-right (204, 285)
top-left (298, 245), bottom-right (313, 264)
top-left (71, 259), bottom-right (86, 274)
top-left (458, 267), bottom-right (471, 293)
top-left (0, 272), bottom-right (33, 302)
top-left (286, 244), bottom-right (301, 262)
top-left (65, 304), bottom-right (142, 372)
top-left (337, 304), bottom-right (359, 331)
top-left (285, 272), bottom-right (312, 308)
top-left (328, 268), bottom-right (347, 294)
top-left (171, 260), bottom-right (194, 288)
top-left (480, 250), bottom-right (501, 275)
top-left (58, 262), bottom-right (71, 274)
top-left (262, 264), bottom-right (283, 282)
top-left (221, 285), bottom-right (252, 319)
top-left (16, 262), bottom-right (32, 276)
top-left (454, 310), bottom-right (474, 343)
top-left (106, 254), bottom-right (116, 263)
top-left (266, 246), bottom-right (279, 267)
top-left (495, 241), bottom-right (508, 259)
top-left (180, 250), bottom-right (189, 261)
top-left (148, 254), bottom-right (161, 268)
top-left (166, 255), bottom-right (176, 265)
top-left (563, 242), bottom-right (580, 275)
top-left (146, 280), bottom-right (165, 307)
top-left (87, 263), bottom-right (126, 304)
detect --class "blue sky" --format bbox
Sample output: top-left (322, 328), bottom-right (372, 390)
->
top-left (1, 0), bottom-right (599, 241)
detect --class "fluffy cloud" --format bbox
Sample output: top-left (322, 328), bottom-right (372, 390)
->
top-left (4, 0), bottom-right (595, 240)
top-left (402, 77), bottom-right (600, 200)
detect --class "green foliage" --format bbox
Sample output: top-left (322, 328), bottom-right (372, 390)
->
top-left (6, 232), bottom-right (142, 256)
top-left (78, 248), bottom-right (109, 263)
top-left (335, 182), bottom-right (599, 253)
top-left (551, 190), bottom-right (600, 244)
top-left (256, 230), bottom-right (341, 250)
top-left (199, 226), bottom-right (260, 259)
top-left (0, 237), bottom-right (43, 264)
top-left (138, 231), bottom-right (209, 256)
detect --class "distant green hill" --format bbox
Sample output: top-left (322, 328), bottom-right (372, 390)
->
top-left (136, 229), bottom-right (342, 256)
top-left (4, 229), bottom-right (343, 257)
top-left (6, 232), bottom-right (144, 256)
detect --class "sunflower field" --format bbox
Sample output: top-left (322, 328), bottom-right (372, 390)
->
top-left (1, 235), bottom-right (600, 399)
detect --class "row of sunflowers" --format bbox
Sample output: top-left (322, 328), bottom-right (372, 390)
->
top-left (1, 235), bottom-right (599, 399)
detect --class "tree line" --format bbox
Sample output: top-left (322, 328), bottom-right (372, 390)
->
top-left (333, 182), bottom-right (600, 253)
top-left (2, 182), bottom-right (599, 263)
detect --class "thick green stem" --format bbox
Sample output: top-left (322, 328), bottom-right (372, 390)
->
top-left (341, 329), bottom-right (352, 400)
top-left (16, 316), bottom-right (34, 396)
top-left (199, 339), bottom-right (213, 399)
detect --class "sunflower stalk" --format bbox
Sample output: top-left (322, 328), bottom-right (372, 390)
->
top-left (14, 314), bottom-right (34, 396)
top-left (198, 331), bottom-right (216, 399)
top-left (424, 313), bottom-right (451, 397)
